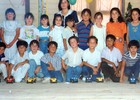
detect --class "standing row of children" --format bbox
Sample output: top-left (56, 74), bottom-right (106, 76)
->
top-left (0, 7), bottom-right (140, 83)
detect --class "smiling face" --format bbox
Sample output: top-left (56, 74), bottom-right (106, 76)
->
top-left (95, 15), bottom-right (103, 24)
top-left (41, 18), bottom-right (48, 26)
top-left (25, 16), bottom-right (33, 26)
top-left (82, 12), bottom-right (91, 22)
top-left (55, 17), bottom-right (62, 26)
top-left (48, 44), bottom-right (57, 53)
top-left (69, 38), bottom-right (78, 48)
top-left (6, 12), bottom-right (15, 20)
top-left (132, 11), bottom-right (140, 21)
top-left (30, 43), bottom-right (39, 53)
top-left (18, 45), bottom-right (26, 55)
top-left (106, 38), bottom-right (115, 48)
top-left (87, 38), bottom-right (97, 49)
top-left (61, 0), bottom-right (69, 10)
top-left (129, 46), bottom-right (138, 55)
top-left (111, 10), bottom-right (120, 22)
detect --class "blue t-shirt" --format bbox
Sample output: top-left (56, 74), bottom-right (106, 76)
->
top-left (37, 26), bottom-right (50, 38)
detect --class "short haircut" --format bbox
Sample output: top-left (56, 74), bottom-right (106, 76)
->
top-left (106, 34), bottom-right (116, 41)
top-left (87, 36), bottom-right (98, 43)
top-left (16, 40), bottom-right (28, 48)
top-left (48, 41), bottom-right (58, 48)
top-left (68, 36), bottom-right (79, 46)
top-left (131, 8), bottom-right (140, 21)
top-left (24, 12), bottom-right (34, 20)
top-left (29, 40), bottom-right (39, 47)
top-left (5, 8), bottom-right (16, 20)
top-left (0, 42), bottom-right (6, 49)
top-left (128, 40), bottom-right (139, 48)
top-left (58, 0), bottom-right (70, 11)
top-left (94, 12), bottom-right (103, 19)
top-left (53, 14), bottom-right (62, 26)
top-left (40, 14), bottom-right (50, 26)
top-left (65, 15), bottom-right (74, 27)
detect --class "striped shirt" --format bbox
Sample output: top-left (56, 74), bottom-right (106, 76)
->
top-left (76, 21), bottom-right (93, 50)
top-left (41, 53), bottom-right (62, 71)
top-left (122, 51), bottom-right (140, 67)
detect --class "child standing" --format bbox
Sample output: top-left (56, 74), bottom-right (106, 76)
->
top-left (62, 36), bottom-right (83, 82)
top-left (28, 40), bottom-right (44, 82)
top-left (63, 15), bottom-right (77, 50)
top-left (0, 42), bottom-right (8, 80)
top-left (49, 14), bottom-right (65, 58)
top-left (107, 7), bottom-right (127, 54)
top-left (120, 40), bottom-right (140, 83)
top-left (82, 36), bottom-right (101, 81)
top-left (101, 35), bottom-right (122, 82)
top-left (38, 14), bottom-right (50, 54)
top-left (19, 12), bottom-right (39, 48)
top-left (1, 8), bottom-right (21, 62)
top-left (90, 12), bottom-right (106, 53)
top-left (127, 8), bottom-right (140, 52)
top-left (9, 40), bottom-right (29, 82)
top-left (41, 41), bottom-right (63, 83)
top-left (76, 8), bottom-right (93, 50)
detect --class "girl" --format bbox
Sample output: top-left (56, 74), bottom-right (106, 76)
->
top-left (63, 15), bottom-right (77, 50)
top-left (76, 8), bottom-right (93, 50)
top-left (49, 14), bottom-right (65, 58)
top-left (90, 12), bottom-right (106, 53)
top-left (38, 14), bottom-right (50, 54)
top-left (19, 12), bottom-right (39, 49)
top-left (1, 8), bottom-right (21, 62)
top-left (127, 8), bottom-right (140, 52)
top-left (107, 7), bottom-right (127, 54)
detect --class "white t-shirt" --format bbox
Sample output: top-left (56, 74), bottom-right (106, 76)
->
top-left (101, 47), bottom-right (122, 67)
top-left (83, 48), bottom-right (101, 67)
top-left (19, 25), bottom-right (39, 44)
top-left (62, 48), bottom-right (83, 67)
top-left (29, 50), bottom-right (44, 65)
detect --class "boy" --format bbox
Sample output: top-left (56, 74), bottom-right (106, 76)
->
top-left (120, 40), bottom-right (140, 83)
top-left (9, 40), bottom-right (29, 82)
top-left (41, 41), bottom-right (63, 83)
top-left (101, 34), bottom-right (122, 82)
top-left (62, 36), bottom-right (83, 83)
top-left (82, 36), bottom-right (101, 81)
top-left (28, 40), bottom-right (44, 82)
top-left (0, 42), bottom-right (8, 80)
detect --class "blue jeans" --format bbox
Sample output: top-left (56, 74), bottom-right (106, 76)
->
top-left (66, 66), bottom-right (82, 82)
top-left (124, 59), bottom-right (140, 80)
top-left (39, 37), bottom-right (49, 54)
top-left (28, 59), bottom-right (44, 78)
top-left (41, 61), bottom-right (63, 82)
top-left (82, 66), bottom-right (101, 81)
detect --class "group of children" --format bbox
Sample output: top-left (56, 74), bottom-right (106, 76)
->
top-left (0, 6), bottom-right (140, 84)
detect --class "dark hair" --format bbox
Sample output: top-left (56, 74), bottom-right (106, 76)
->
top-left (16, 40), bottom-right (28, 48)
top-left (110, 7), bottom-right (124, 23)
top-left (94, 12), bottom-right (103, 19)
top-left (40, 14), bottom-right (50, 26)
top-left (58, 0), bottom-right (70, 11)
top-left (87, 36), bottom-right (98, 43)
top-left (24, 12), bottom-right (34, 21)
top-left (65, 15), bottom-right (75, 27)
top-left (53, 14), bottom-right (62, 26)
top-left (128, 40), bottom-right (139, 48)
top-left (106, 34), bottom-right (116, 41)
top-left (131, 8), bottom-right (140, 21)
top-left (0, 42), bottom-right (6, 49)
top-left (68, 36), bottom-right (79, 46)
top-left (5, 8), bottom-right (16, 20)
top-left (48, 41), bottom-right (58, 48)
top-left (81, 8), bottom-right (92, 22)
top-left (29, 40), bottom-right (39, 47)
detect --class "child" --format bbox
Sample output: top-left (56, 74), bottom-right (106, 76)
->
top-left (0, 42), bottom-right (8, 80)
top-left (62, 36), bottom-right (83, 83)
top-left (90, 12), bottom-right (106, 53)
top-left (120, 40), bottom-right (140, 83)
top-left (28, 40), bottom-right (44, 82)
top-left (107, 7), bottom-right (127, 54)
top-left (49, 14), bottom-right (65, 58)
top-left (82, 36), bottom-right (101, 81)
top-left (38, 14), bottom-right (50, 54)
top-left (76, 8), bottom-right (93, 50)
top-left (19, 12), bottom-right (39, 48)
top-left (127, 8), bottom-right (140, 52)
top-left (1, 8), bottom-right (21, 62)
top-left (41, 41), bottom-right (63, 83)
top-left (101, 35), bottom-right (122, 82)
top-left (63, 15), bottom-right (77, 50)
top-left (9, 40), bottom-right (29, 82)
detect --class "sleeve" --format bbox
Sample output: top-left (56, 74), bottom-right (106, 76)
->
top-left (41, 55), bottom-right (49, 64)
top-left (101, 49), bottom-right (106, 58)
top-left (34, 28), bottom-right (39, 38)
top-left (98, 52), bottom-right (101, 63)
top-left (83, 51), bottom-right (87, 62)
top-left (0, 21), bottom-right (4, 28)
top-left (62, 51), bottom-right (68, 60)
top-left (71, 11), bottom-right (79, 23)
top-left (16, 21), bottom-right (21, 28)
top-left (117, 49), bottom-right (122, 62)
top-left (19, 27), bottom-right (25, 40)
top-left (49, 30), bottom-right (53, 37)
top-left (62, 29), bottom-right (67, 39)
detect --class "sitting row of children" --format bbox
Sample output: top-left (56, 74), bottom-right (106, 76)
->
top-left (0, 34), bottom-right (140, 83)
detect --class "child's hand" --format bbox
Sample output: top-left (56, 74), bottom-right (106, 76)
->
top-left (92, 67), bottom-right (98, 74)
top-left (48, 66), bottom-right (55, 70)
top-left (34, 67), bottom-right (40, 74)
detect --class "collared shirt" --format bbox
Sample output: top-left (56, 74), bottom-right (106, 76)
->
top-left (83, 48), bottom-right (101, 67)
top-left (41, 53), bottom-right (62, 71)
top-left (62, 48), bottom-right (83, 67)
top-left (101, 47), bottom-right (122, 67)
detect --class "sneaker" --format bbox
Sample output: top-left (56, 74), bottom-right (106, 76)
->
top-left (36, 77), bottom-right (42, 82)
top-left (42, 78), bottom-right (50, 83)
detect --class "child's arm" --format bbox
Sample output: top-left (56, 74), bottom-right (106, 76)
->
top-left (62, 59), bottom-right (66, 70)
top-left (63, 39), bottom-right (68, 50)
top-left (126, 26), bottom-right (129, 45)
top-left (34, 66), bottom-right (41, 74)
top-left (47, 62), bottom-right (55, 70)
top-left (120, 60), bottom-right (126, 83)
top-left (115, 61), bottom-right (122, 76)
top-left (14, 59), bottom-right (29, 71)
top-left (1, 28), bottom-right (8, 47)
top-left (83, 61), bottom-right (98, 73)
top-left (89, 26), bottom-right (93, 36)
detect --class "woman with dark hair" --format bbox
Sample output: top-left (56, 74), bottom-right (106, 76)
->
top-left (56, 0), bottom-right (79, 26)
